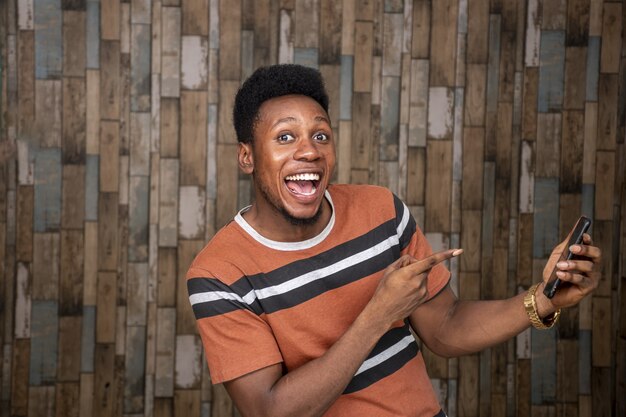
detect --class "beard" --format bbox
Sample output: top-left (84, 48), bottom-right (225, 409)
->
top-left (255, 176), bottom-right (324, 227)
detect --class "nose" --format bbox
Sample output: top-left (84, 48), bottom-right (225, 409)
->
top-left (293, 138), bottom-right (321, 161)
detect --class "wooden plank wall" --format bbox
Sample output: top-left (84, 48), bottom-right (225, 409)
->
top-left (0, 0), bottom-right (624, 416)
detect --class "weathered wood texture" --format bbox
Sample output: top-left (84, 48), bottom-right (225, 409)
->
top-left (0, 1), bottom-right (624, 416)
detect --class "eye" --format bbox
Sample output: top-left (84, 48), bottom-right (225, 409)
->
top-left (313, 132), bottom-right (329, 142)
top-left (277, 133), bottom-right (295, 143)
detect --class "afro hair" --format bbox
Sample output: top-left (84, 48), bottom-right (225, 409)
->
top-left (232, 64), bottom-right (330, 143)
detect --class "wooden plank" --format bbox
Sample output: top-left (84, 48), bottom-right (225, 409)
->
top-left (563, 47), bottom-right (587, 110)
top-left (538, 31), bottom-right (565, 112)
top-left (516, 213), bottom-right (533, 286)
top-left (461, 127), bottom-right (484, 210)
top-left (18, 0), bottom-right (34, 29)
top-left (341, 0), bottom-right (355, 55)
top-left (34, 147), bottom-right (62, 233)
top-left (215, 143), bottom-right (238, 229)
top-left (464, 64), bottom-right (486, 127)
top-left (594, 151), bottom-right (615, 221)
top-left (536, 113), bottom-right (562, 177)
top-left (127, 263), bottom-right (148, 326)
top-left (175, 335), bottom-right (203, 389)
top-left (130, 23), bottom-right (151, 111)
top-left (425, 140), bottom-right (452, 233)
top-left (566, 0), bottom-right (589, 46)
top-left (81, 305), bottom-right (96, 372)
top-left (63, 11), bottom-right (86, 76)
top-left (531, 327), bottom-right (557, 405)
top-left (596, 74), bottom-right (618, 151)
top-left (180, 91), bottom-right (208, 186)
top-left (428, 87), bottom-right (454, 140)
top-left (179, 186), bottom-right (206, 240)
top-left (175, 390), bottom-right (201, 416)
top-left (86, 70), bottom-right (100, 153)
top-left (35, 79), bottom-right (62, 147)
top-left (600, 3), bottom-right (622, 74)
top-left (100, 40), bottom-right (120, 120)
top-left (498, 31), bottom-right (515, 102)
top-left (525, 0), bottom-right (540, 66)
top-left (430, 0), bottom-right (457, 86)
top-left (94, 343), bottom-right (116, 417)
top-left (155, 307), bottom-right (176, 397)
top-left (379, 76), bottom-right (400, 160)
top-left (181, 36), bottom-right (209, 90)
top-left (560, 111), bottom-right (584, 193)
top-left (61, 164), bottom-right (85, 229)
top-left (29, 300), bottom-right (58, 385)
top-left (162, 6), bottom-right (181, 98)
top-left (60, 230), bottom-right (84, 315)
top-left (382, 12), bottom-right (402, 77)
top-left (542, 0), bottom-right (566, 30)
top-left (182, 0), bottom-right (209, 35)
top-left (294, 0), bottom-right (318, 48)
top-left (460, 210), bottom-right (481, 273)
top-left (354, 21), bottom-right (373, 93)
top-left (33, 233), bottom-right (60, 300)
top-left (408, 59), bottom-right (428, 147)
top-left (124, 325), bottom-right (147, 412)
top-left (218, 0), bottom-right (241, 80)
top-left (62, 76), bottom-right (87, 164)
top-left (100, 0), bottom-right (120, 40)
top-left (28, 386), bottom-right (55, 417)
top-left (177, 240), bottom-right (205, 334)
top-left (11, 339), bottom-right (30, 416)
top-left (411, 0), bottom-right (430, 59)
top-left (532, 178), bottom-right (560, 259)
top-left (35, 0), bottom-right (63, 78)
top-left (85, 155), bottom-right (99, 221)
top-left (522, 67), bottom-right (538, 140)
top-left (128, 177), bottom-right (149, 263)
top-left (55, 382), bottom-right (80, 417)
top-left (154, 398), bottom-right (174, 417)
top-left (100, 121), bottom-right (119, 193)
top-left (15, 262), bottom-right (32, 339)
top-left (159, 158), bottom-right (179, 248)
top-left (556, 339), bottom-right (578, 403)
top-left (406, 146), bottom-right (425, 206)
top-left (160, 98), bottom-right (180, 158)
top-left (96, 272), bottom-right (117, 343)
top-left (58, 316), bottom-right (82, 381)
top-left (86, 0), bottom-right (99, 68)
top-left (590, 367), bottom-right (611, 416)
top-left (279, 9), bottom-right (294, 63)
top-left (351, 92), bottom-right (372, 169)
top-left (319, 0), bottom-right (341, 65)
top-left (17, 186), bottom-right (34, 262)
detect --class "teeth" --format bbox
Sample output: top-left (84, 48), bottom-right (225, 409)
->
top-left (285, 173), bottom-right (320, 181)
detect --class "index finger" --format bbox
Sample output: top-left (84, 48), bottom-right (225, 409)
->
top-left (405, 249), bottom-right (463, 273)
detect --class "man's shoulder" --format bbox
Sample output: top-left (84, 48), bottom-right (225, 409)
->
top-left (328, 183), bottom-right (394, 203)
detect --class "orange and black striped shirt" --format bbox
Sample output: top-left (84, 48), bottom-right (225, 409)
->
top-left (187, 184), bottom-right (450, 417)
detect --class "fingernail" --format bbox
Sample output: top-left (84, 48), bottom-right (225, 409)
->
top-left (556, 271), bottom-right (565, 278)
top-left (452, 249), bottom-right (464, 256)
top-left (570, 245), bottom-right (581, 253)
top-left (557, 261), bottom-right (568, 269)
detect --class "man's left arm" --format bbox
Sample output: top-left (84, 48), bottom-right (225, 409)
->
top-left (409, 233), bottom-right (602, 358)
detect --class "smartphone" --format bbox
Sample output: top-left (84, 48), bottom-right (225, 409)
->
top-left (543, 216), bottom-right (592, 299)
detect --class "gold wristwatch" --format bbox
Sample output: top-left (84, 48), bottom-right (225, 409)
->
top-left (524, 283), bottom-right (561, 330)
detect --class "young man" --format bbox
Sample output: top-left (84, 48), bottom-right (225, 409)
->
top-left (186, 64), bottom-right (601, 417)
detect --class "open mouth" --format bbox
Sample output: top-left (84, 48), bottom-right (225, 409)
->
top-left (284, 173), bottom-right (321, 196)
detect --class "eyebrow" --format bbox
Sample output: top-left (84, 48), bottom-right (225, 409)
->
top-left (271, 115), bottom-right (330, 130)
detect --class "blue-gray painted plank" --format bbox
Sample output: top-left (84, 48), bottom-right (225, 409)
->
top-left (579, 329), bottom-right (591, 394)
top-left (380, 76), bottom-right (400, 160)
top-left (339, 55), bottom-right (353, 121)
top-left (532, 178), bottom-right (560, 258)
top-left (293, 47), bottom-right (319, 69)
top-left (85, 154), bottom-right (99, 221)
top-left (531, 327), bottom-right (557, 404)
top-left (128, 176), bottom-right (149, 262)
top-left (35, 0), bottom-right (63, 79)
top-left (86, 0), bottom-right (100, 69)
top-left (34, 147), bottom-right (62, 232)
top-left (81, 305), bottom-right (95, 372)
top-left (585, 37), bottom-right (600, 102)
top-left (131, 24), bottom-right (151, 112)
top-left (538, 31), bottom-right (565, 113)
top-left (124, 325), bottom-right (147, 413)
top-left (29, 300), bottom-right (59, 385)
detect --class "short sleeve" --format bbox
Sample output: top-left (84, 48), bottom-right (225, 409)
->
top-left (187, 269), bottom-right (284, 383)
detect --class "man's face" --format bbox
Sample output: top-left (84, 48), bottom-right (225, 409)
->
top-left (241, 94), bottom-right (336, 226)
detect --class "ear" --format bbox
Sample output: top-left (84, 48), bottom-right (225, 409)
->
top-left (238, 142), bottom-right (254, 174)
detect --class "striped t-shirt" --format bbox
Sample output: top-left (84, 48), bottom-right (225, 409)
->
top-left (187, 184), bottom-right (450, 417)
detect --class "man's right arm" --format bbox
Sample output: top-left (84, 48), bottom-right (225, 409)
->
top-left (223, 250), bottom-right (461, 417)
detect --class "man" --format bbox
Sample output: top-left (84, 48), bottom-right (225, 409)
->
top-left (186, 64), bottom-right (601, 417)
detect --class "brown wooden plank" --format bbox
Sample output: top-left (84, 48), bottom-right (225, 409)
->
top-left (596, 74), bottom-right (618, 151)
top-left (17, 30), bottom-right (35, 139)
top-left (101, 0), bottom-right (120, 40)
top-left (86, 70), bottom-right (100, 154)
top-left (154, 397), bottom-right (174, 417)
top-left (100, 40), bottom-right (120, 120)
top-left (591, 367), bottom-right (611, 416)
top-left (33, 233), bottom-right (60, 300)
top-left (177, 240), bottom-right (205, 334)
top-left (11, 339), bottom-right (30, 416)
top-left (35, 79), bottom-right (63, 148)
top-left (600, 3), bottom-right (622, 74)
top-left (58, 316), bottom-right (82, 382)
top-left (98, 192), bottom-right (118, 271)
top-left (96, 272), bottom-right (117, 343)
top-left (594, 151), bottom-right (615, 221)
top-left (16, 185), bottom-right (33, 262)
top-left (63, 76), bottom-right (87, 164)
top-left (411, 0), bottom-right (430, 59)
top-left (55, 382), bottom-right (80, 417)
top-left (406, 146), bottom-right (425, 206)
top-left (560, 110), bottom-right (584, 193)
top-left (28, 386), bottom-right (55, 417)
top-left (461, 127), bottom-right (484, 210)
top-left (498, 31), bottom-right (516, 102)
top-left (158, 247), bottom-right (177, 308)
top-left (522, 67), bottom-right (538, 141)
top-left (351, 92), bottom-right (372, 169)
top-left (464, 64), bottom-right (486, 127)
top-left (94, 343), bottom-right (116, 417)
top-left (556, 339), bottom-right (579, 403)
top-left (563, 47), bottom-right (587, 110)
top-left (63, 11), bottom-right (86, 77)
top-left (218, 0), bottom-right (241, 80)
top-left (592, 296), bottom-right (611, 367)
top-left (174, 389), bottom-right (201, 416)
top-left (160, 97), bottom-right (179, 158)
top-left (60, 230), bottom-right (84, 315)
top-left (460, 210), bottom-right (482, 273)
top-left (62, 164), bottom-right (85, 229)
top-left (425, 140), bottom-right (452, 232)
top-left (466, 0), bottom-right (489, 64)
top-left (216, 143), bottom-right (239, 229)
top-left (430, 0), bottom-right (457, 86)
top-left (180, 91), bottom-right (207, 186)
top-left (566, 0), bottom-right (590, 46)
top-left (536, 113), bottom-right (562, 177)
top-left (354, 21), bottom-right (373, 93)
top-left (182, 0), bottom-right (208, 35)
top-left (319, 0), bottom-right (341, 65)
